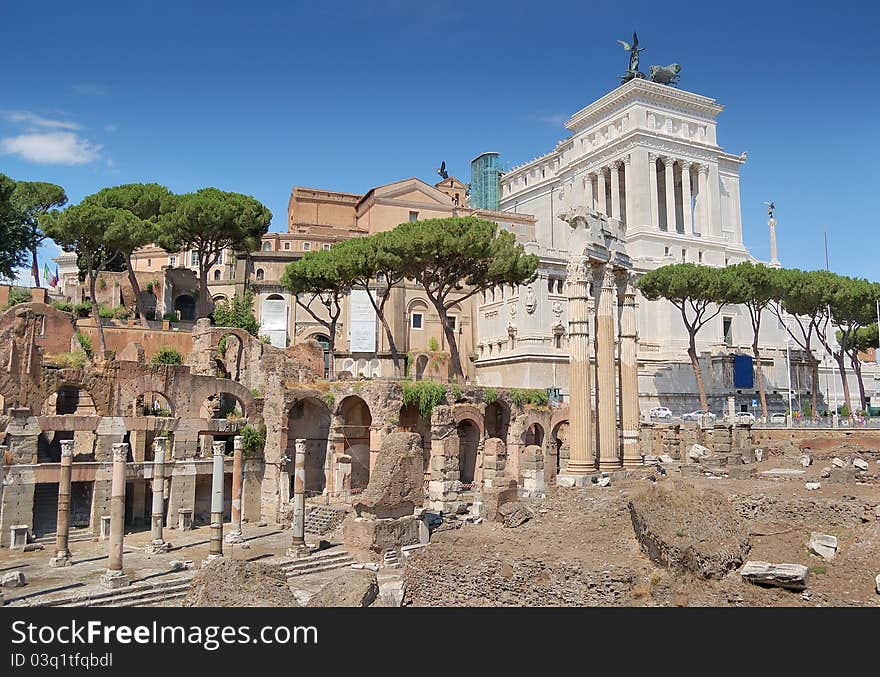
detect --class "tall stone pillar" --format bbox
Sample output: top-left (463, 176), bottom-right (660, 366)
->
top-left (226, 435), bottom-right (244, 543)
top-left (596, 169), bottom-right (607, 215)
top-left (708, 163), bottom-right (722, 237)
top-left (287, 438), bottom-right (308, 557)
top-left (594, 265), bottom-right (621, 470)
top-left (560, 258), bottom-right (596, 477)
top-left (208, 440), bottom-right (225, 560)
top-left (622, 155), bottom-right (632, 225)
top-left (610, 161), bottom-right (621, 220)
top-left (648, 153), bottom-right (659, 228)
top-left (663, 157), bottom-right (676, 232)
top-left (617, 274), bottom-right (641, 468)
top-left (101, 442), bottom-right (129, 588)
top-left (680, 161), bottom-right (693, 235)
top-left (584, 174), bottom-right (594, 212)
top-left (697, 165), bottom-right (709, 235)
top-left (148, 436), bottom-right (170, 553)
top-left (50, 439), bottom-right (74, 567)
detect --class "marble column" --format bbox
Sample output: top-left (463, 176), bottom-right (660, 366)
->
top-left (208, 440), bottom-right (225, 560)
top-left (226, 435), bottom-right (244, 542)
top-left (101, 442), bottom-right (129, 588)
top-left (148, 436), bottom-right (170, 553)
top-left (610, 161), bottom-right (621, 220)
top-left (617, 273), bottom-right (641, 468)
top-left (697, 164), bottom-right (709, 235)
top-left (596, 169), bottom-right (607, 216)
top-left (288, 438), bottom-right (308, 557)
top-left (50, 439), bottom-right (74, 567)
top-left (664, 157), bottom-right (676, 232)
top-left (584, 174), bottom-right (594, 212)
top-left (560, 258), bottom-right (595, 476)
top-left (648, 153), bottom-right (659, 228)
top-left (622, 154), bottom-right (632, 225)
top-left (681, 161), bottom-right (693, 235)
top-left (594, 265), bottom-right (621, 471)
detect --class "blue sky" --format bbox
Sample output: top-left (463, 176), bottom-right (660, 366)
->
top-left (1, 0), bottom-right (878, 280)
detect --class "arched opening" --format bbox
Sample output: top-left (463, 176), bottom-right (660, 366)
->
top-left (255, 268), bottom-right (265, 281)
top-left (312, 334), bottom-right (331, 378)
top-left (339, 396), bottom-right (372, 491)
top-left (398, 403), bottom-right (430, 481)
top-left (552, 420), bottom-right (569, 475)
top-left (43, 386), bottom-right (97, 416)
top-left (485, 400), bottom-right (510, 441)
top-left (415, 355), bottom-right (429, 381)
top-left (173, 294), bottom-right (196, 322)
top-left (213, 269), bottom-right (221, 280)
top-left (136, 391), bottom-right (173, 417)
top-left (261, 294), bottom-right (287, 348)
top-left (200, 392), bottom-right (245, 420)
top-left (138, 290), bottom-right (158, 319)
top-left (457, 419), bottom-right (479, 486)
top-left (287, 398), bottom-right (331, 494)
top-left (524, 422), bottom-right (545, 448)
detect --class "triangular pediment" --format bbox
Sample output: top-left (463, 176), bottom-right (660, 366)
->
top-left (363, 177), bottom-right (453, 207)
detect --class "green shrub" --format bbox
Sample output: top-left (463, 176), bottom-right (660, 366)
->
top-left (250, 388), bottom-right (261, 399)
top-left (75, 331), bottom-right (93, 358)
top-left (510, 388), bottom-right (549, 408)
top-left (322, 392), bottom-right (335, 408)
top-left (5, 286), bottom-right (32, 308)
top-left (428, 336), bottom-right (439, 352)
top-left (51, 300), bottom-right (73, 312)
top-left (449, 384), bottom-right (463, 401)
top-left (48, 351), bottom-right (88, 369)
top-left (839, 404), bottom-right (851, 418)
top-left (240, 423), bottom-right (266, 458)
top-left (402, 380), bottom-right (446, 420)
top-left (151, 347), bottom-right (183, 365)
top-left (484, 387), bottom-right (497, 404)
top-left (73, 301), bottom-right (92, 317)
top-left (260, 334), bottom-right (271, 344)
top-left (212, 290), bottom-right (260, 336)
top-left (216, 334), bottom-right (228, 356)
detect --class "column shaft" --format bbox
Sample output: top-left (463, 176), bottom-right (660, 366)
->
top-left (681, 162), bottom-right (693, 234)
top-left (596, 169), bottom-right (607, 215)
top-left (618, 275), bottom-right (641, 467)
top-left (563, 260), bottom-right (595, 473)
top-left (697, 166), bottom-right (709, 235)
top-left (584, 175), bottom-right (594, 212)
top-left (51, 440), bottom-right (74, 566)
top-left (107, 443), bottom-right (127, 573)
top-left (227, 435), bottom-right (244, 541)
top-left (648, 154), bottom-right (659, 228)
top-left (595, 266), bottom-right (621, 470)
top-left (149, 436), bottom-right (169, 551)
top-left (610, 162), bottom-right (621, 220)
top-left (664, 158), bottom-right (676, 232)
top-left (289, 439), bottom-right (307, 555)
top-left (622, 156), bottom-right (632, 225)
top-left (209, 441), bottom-right (225, 558)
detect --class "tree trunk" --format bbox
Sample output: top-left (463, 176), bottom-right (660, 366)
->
top-left (753, 339), bottom-right (768, 419)
top-left (810, 355), bottom-right (820, 418)
top-left (432, 299), bottom-right (464, 382)
top-left (127, 256), bottom-right (149, 327)
top-left (31, 245), bottom-right (40, 287)
top-left (326, 319), bottom-right (336, 379)
top-left (89, 271), bottom-right (107, 356)
top-left (688, 335), bottom-right (709, 412)
top-left (197, 261), bottom-right (209, 319)
top-left (834, 352), bottom-right (852, 413)
top-left (850, 352), bottom-right (866, 411)
top-left (368, 288), bottom-right (401, 377)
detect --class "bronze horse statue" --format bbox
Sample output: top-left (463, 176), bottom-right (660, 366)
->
top-left (649, 63), bottom-right (681, 85)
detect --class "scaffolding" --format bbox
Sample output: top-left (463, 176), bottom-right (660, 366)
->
top-left (470, 151), bottom-right (502, 211)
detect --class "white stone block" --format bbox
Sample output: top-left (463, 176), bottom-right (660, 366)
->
top-left (688, 444), bottom-right (711, 462)
top-left (832, 457), bottom-right (845, 468)
top-left (853, 458), bottom-right (869, 471)
top-left (807, 532), bottom-right (838, 561)
top-left (804, 482), bottom-right (821, 491)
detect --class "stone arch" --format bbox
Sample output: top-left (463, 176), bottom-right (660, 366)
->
top-left (452, 404), bottom-right (485, 438)
top-left (456, 419), bottom-right (480, 486)
top-left (550, 419), bottom-right (570, 476)
top-left (287, 397), bottom-right (331, 494)
top-left (398, 402), bottom-right (431, 480)
top-left (185, 378), bottom-right (257, 421)
top-left (173, 294), bottom-right (196, 322)
top-left (200, 391), bottom-right (246, 420)
top-left (41, 385), bottom-right (97, 416)
top-left (414, 354), bottom-right (429, 380)
top-left (337, 395), bottom-right (372, 490)
top-left (524, 421), bottom-right (545, 447)
top-left (485, 399), bottom-right (510, 440)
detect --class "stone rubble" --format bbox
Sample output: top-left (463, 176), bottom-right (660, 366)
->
top-left (741, 561), bottom-right (809, 591)
top-left (806, 532), bottom-right (838, 561)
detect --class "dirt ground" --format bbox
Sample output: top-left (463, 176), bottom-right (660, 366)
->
top-left (404, 436), bottom-right (880, 607)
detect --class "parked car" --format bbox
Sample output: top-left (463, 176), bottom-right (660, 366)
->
top-left (769, 412), bottom-right (787, 424)
top-left (649, 406), bottom-right (673, 420)
top-left (682, 410), bottom-right (717, 422)
top-left (735, 411), bottom-right (756, 424)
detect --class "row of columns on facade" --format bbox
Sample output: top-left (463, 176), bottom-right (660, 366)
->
top-left (564, 263), bottom-right (640, 475)
top-left (40, 433), bottom-right (291, 589)
top-left (582, 154), bottom-right (713, 235)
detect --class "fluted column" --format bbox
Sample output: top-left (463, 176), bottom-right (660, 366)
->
top-left (680, 161), bottom-right (693, 234)
top-left (50, 439), bottom-right (74, 567)
top-left (617, 273), bottom-right (641, 468)
top-left (288, 438), bottom-right (309, 557)
top-left (664, 157), bottom-right (676, 232)
top-left (697, 164), bottom-right (709, 235)
top-left (148, 436), bottom-right (170, 553)
top-left (622, 154), bottom-right (632, 225)
top-left (648, 153), bottom-right (659, 227)
top-left (101, 443), bottom-right (130, 588)
top-left (596, 168), bottom-right (607, 215)
top-left (208, 440), bottom-right (225, 560)
top-left (584, 174), bottom-right (594, 212)
top-left (594, 265), bottom-right (620, 470)
top-left (610, 161), bottom-right (621, 220)
top-left (561, 258), bottom-right (595, 475)
top-left (226, 435), bottom-right (244, 542)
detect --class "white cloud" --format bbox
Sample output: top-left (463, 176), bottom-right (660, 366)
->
top-left (0, 132), bottom-right (102, 165)
top-left (1, 110), bottom-right (81, 130)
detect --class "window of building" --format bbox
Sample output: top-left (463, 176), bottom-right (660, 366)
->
top-left (213, 269), bottom-right (221, 280)
top-left (255, 268), bottom-right (265, 281)
top-left (147, 258), bottom-right (151, 267)
top-left (548, 278), bottom-right (554, 293)
top-left (555, 333), bottom-right (563, 349)
top-left (262, 242), bottom-right (271, 251)
top-left (698, 251), bottom-right (703, 263)
top-left (556, 279), bottom-right (563, 294)
top-left (409, 211), bottom-right (419, 222)
top-left (411, 312), bottom-right (423, 329)
top-left (169, 256), bottom-right (176, 267)
top-left (723, 316), bottom-right (733, 346)
top-left (283, 242), bottom-right (290, 250)
top-left (303, 242), bottom-right (311, 252)
top-left (446, 316), bottom-right (457, 332)
top-left (323, 243), bottom-right (331, 251)
top-left (681, 248), bottom-right (687, 261)
top-left (663, 247), bottom-right (670, 257)
top-left (541, 168), bottom-right (545, 179)
top-left (190, 250), bottom-right (198, 266)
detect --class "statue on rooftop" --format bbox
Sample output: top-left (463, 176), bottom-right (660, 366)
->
top-left (617, 32), bottom-right (646, 83)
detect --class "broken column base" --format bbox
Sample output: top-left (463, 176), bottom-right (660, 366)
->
top-left (224, 530), bottom-right (244, 544)
top-left (49, 553), bottom-right (73, 568)
top-left (286, 544), bottom-right (310, 559)
top-left (146, 540), bottom-right (171, 554)
top-left (203, 553), bottom-right (223, 565)
top-left (100, 569), bottom-right (130, 589)
top-left (556, 473), bottom-right (594, 488)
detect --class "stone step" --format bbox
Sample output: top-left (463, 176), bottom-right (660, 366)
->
top-left (67, 581), bottom-right (193, 608)
top-left (278, 551), bottom-right (355, 577)
top-left (34, 529), bottom-right (94, 545)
